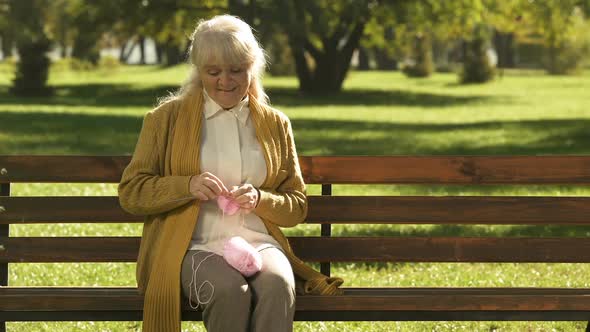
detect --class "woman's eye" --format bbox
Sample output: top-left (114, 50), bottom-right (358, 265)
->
top-left (230, 68), bottom-right (242, 73)
top-left (208, 71), bottom-right (220, 76)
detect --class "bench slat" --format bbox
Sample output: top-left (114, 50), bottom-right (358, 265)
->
top-left (2, 310), bottom-right (589, 322)
top-left (2, 287), bottom-right (590, 311)
top-left (2, 196), bottom-right (590, 224)
top-left (2, 156), bottom-right (590, 184)
top-left (4, 236), bottom-right (590, 263)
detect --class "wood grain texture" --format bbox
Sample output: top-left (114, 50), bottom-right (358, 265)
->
top-left (2, 196), bottom-right (590, 225)
top-left (2, 287), bottom-right (590, 312)
top-left (4, 236), bottom-right (590, 263)
top-left (2, 155), bottom-right (590, 184)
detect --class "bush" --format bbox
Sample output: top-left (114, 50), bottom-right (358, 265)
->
top-left (98, 55), bottom-right (121, 71)
top-left (266, 32), bottom-right (295, 76)
top-left (52, 57), bottom-right (95, 71)
top-left (461, 25), bottom-right (496, 84)
top-left (544, 8), bottom-right (590, 75)
top-left (402, 33), bottom-right (434, 78)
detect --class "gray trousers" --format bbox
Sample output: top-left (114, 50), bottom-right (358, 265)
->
top-left (180, 247), bottom-right (296, 332)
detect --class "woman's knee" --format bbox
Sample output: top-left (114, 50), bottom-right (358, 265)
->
top-left (253, 272), bottom-right (295, 305)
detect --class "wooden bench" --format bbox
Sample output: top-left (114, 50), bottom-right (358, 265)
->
top-left (1, 155), bottom-right (590, 331)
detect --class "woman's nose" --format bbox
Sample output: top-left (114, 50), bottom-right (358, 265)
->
top-left (218, 72), bottom-right (232, 87)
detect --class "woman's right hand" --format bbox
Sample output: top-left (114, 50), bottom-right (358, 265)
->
top-left (189, 172), bottom-right (229, 201)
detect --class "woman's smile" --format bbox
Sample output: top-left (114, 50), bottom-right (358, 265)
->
top-left (201, 63), bottom-right (251, 109)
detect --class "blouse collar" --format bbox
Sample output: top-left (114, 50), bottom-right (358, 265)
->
top-left (203, 89), bottom-right (250, 125)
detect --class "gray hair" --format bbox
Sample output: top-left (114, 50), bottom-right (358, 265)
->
top-left (158, 15), bottom-right (269, 107)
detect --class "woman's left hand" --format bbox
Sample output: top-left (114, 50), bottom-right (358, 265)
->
top-left (230, 184), bottom-right (260, 214)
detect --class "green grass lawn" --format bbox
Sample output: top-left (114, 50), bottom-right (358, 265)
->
top-left (2, 63), bottom-right (590, 331)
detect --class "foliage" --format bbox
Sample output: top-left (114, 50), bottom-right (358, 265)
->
top-left (7, 0), bottom-right (53, 96)
top-left (401, 33), bottom-right (434, 78)
top-left (3, 66), bottom-right (590, 331)
top-left (524, 0), bottom-right (590, 74)
top-left (265, 32), bottom-right (296, 76)
top-left (461, 24), bottom-right (496, 83)
top-left (268, 0), bottom-right (376, 93)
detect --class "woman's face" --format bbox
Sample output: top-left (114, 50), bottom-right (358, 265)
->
top-left (200, 63), bottom-right (251, 109)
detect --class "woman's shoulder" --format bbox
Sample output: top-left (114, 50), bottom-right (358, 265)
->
top-left (262, 104), bottom-right (292, 127)
top-left (145, 97), bottom-right (183, 121)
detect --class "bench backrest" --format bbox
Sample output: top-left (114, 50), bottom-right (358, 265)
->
top-left (2, 155), bottom-right (590, 285)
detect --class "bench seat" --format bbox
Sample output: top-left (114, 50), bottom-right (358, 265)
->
top-left (3, 155), bottom-right (590, 329)
top-left (2, 287), bottom-right (590, 321)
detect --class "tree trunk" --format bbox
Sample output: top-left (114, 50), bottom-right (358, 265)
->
top-left (163, 38), bottom-right (182, 66)
top-left (1, 32), bottom-right (14, 59)
top-left (295, 21), bottom-right (366, 94)
top-left (11, 39), bottom-right (53, 96)
top-left (493, 30), bottom-right (515, 68)
top-left (357, 46), bottom-right (370, 70)
top-left (155, 41), bottom-right (164, 64)
top-left (121, 39), bottom-right (138, 64)
top-left (375, 26), bottom-right (397, 70)
top-left (374, 48), bottom-right (397, 70)
top-left (138, 35), bottom-right (146, 65)
top-left (60, 40), bottom-right (67, 58)
top-left (71, 32), bottom-right (100, 64)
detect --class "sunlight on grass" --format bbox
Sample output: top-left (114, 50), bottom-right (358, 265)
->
top-left (3, 65), bottom-right (590, 331)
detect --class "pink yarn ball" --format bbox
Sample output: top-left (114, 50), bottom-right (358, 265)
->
top-left (217, 195), bottom-right (241, 216)
top-left (223, 236), bottom-right (262, 277)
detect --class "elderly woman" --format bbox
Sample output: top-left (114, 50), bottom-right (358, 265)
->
top-left (118, 15), bottom-right (343, 332)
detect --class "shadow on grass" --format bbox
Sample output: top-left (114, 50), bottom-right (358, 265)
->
top-left (0, 111), bottom-right (143, 155)
top-left (291, 118), bottom-right (590, 155)
top-left (0, 84), bottom-right (179, 108)
top-left (0, 84), bottom-right (505, 108)
top-left (2, 111), bottom-right (590, 156)
top-left (266, 86), bottom-right (504, 107)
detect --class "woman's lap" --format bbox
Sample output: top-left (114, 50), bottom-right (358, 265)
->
top-left (180, 246), bottom-right (295, 309)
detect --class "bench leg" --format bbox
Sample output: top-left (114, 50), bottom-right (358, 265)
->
top-left (0, 321), bottom-right (5, 332)
top-left (586, 321), bottom-right (590, 332)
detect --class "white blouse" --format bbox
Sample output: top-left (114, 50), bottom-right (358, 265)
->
top-left (188, 92), bottom-right (282, 254)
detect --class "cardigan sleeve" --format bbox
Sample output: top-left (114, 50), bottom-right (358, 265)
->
top-left (254, 117), bottom-right (308, 227)
top-left (118, 108), bottom-right (194, 216)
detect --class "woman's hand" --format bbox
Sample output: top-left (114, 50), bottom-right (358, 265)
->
top-left (230, 184), bottom-right (260, 213)
top-left (189, 172), bottom-right (229, 201)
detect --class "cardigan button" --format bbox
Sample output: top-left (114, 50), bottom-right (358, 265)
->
top-left (0, 168), bottom-right (6, 175)
top-left (0, 244), bottom-right (4, 251)
top-left (0, 206), bottom-right (5, 213)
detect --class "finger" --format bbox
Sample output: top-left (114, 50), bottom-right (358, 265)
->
top-left (198, 184), bottom-right (217, 200)
top-left (202, 173), bottom-right (229, 194)
top-left (202, 177), bottom-right (226, 196)
top-left (194, 191), bottom-right (209, 201)
top-left (233, 194), bottom-right (252, 205)
top-left (230, 186), bottom-right (250, 198)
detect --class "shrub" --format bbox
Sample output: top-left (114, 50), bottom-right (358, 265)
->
top-left (98, 55), bottom-right (121, 71)
top-left (402, 33), bottom-right (434, 78)
top-left (52, 57), bottom-right (95, 71)
top-left (266, 32), bottom-right (295, 76)
top-left (461, 25), bottom-right (496, 84)
top-left (544, 7), bottom-right (590, 75)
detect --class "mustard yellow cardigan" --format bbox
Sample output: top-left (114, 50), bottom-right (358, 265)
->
top-left (118, 89), bottom-right (343, 331)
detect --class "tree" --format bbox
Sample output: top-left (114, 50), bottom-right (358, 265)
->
top-left (270, 0), bottom-right (376, 94)
top-left (8, 0), bottom-right (53, 96)
top-left (525, 0), bottom-right (590, 74)
top-left (0, 2), bottom-right (15, 60)
top-left (461, 24), bottom-right (495, 83)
